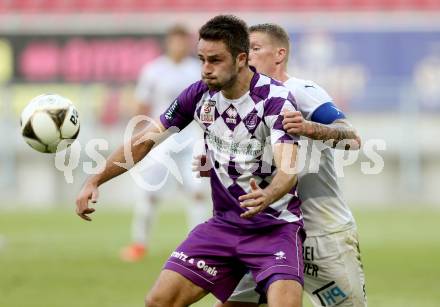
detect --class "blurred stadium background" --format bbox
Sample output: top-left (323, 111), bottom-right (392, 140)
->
top-left (1, 1), bottom-right (440, 306)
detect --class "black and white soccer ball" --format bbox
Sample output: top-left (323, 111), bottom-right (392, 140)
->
top-left (20, 94), bottom-right (80, 153)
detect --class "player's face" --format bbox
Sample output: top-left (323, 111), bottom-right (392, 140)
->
top-left (249, 31), bottom-right (278, 75)
top-left (198, 39), bottom-right (239, 90)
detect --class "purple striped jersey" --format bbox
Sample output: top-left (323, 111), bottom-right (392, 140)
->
top-left (160, 68), bottom-right (302, 228)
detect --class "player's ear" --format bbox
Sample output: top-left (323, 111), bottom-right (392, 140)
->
top-left (276, 47), bottom-right (287, 65)
top-left (236, 52), bottom-right (248, 69)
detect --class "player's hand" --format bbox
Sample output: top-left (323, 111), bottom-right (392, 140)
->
top-left (192, 154), bottom-right (211, 178)
top-left (239, 178), bottom-right (273, 219)
top-left (75, 179), bottom-right (99, 221)
top-left (282, 111), bottom-right (311, 136)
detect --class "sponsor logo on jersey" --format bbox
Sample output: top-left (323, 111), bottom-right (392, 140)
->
top-left (164, 99), bottom-right (179, 121)
top-left (203, 105), bottom-right (211, 113)
top-left (205, 131), bottom-right (265, 157)
top-left (201, 99), bottom-right (215, 124)
top-left (225, 105), bottom-right (237, 124)
top-left (312, 281), bottom-right (347, 306)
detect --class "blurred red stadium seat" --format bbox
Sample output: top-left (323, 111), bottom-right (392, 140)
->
top-left (2, 0), bottom-right (440, 12)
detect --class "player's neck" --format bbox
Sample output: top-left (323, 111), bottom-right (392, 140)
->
top-left (272, 65), bottom-right (290, 83)
top-left (221, 67), bottom-right (254, 100)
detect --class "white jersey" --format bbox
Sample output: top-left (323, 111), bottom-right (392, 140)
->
top-left (135, 55), bottom-right (201, 118)
top-left (134, 55), bottom-right (203, 188)
top-left (284, 77), bottom-right (356, 236)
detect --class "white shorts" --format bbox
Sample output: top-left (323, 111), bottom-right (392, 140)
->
top-left (228, 228), bottom-right (367, 306)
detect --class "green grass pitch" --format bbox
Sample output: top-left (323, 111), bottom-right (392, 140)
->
top-left (0, 207), bottom-right (439, 306)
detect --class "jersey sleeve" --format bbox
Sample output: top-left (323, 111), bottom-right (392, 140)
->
top-left (264, 91), bottom-right (299, 146)
top-left (294, 81), bottom-right (332, 118)
top-left (134, 64), bottom-right (156, 104)
top-left (294, 80), bottom-right (346, 124)
top-left (159, 80), bottom-right (207, 131)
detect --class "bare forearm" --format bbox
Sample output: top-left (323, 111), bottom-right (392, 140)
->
top-left (88, 122), bottom-right (165, 186)
top-left (265, 143), bottom-right (298, 204)
top-left (91, 136), bottom-right (154, 186)
top-left (75, 120), bottom-right (167, 221)
top-left (303, 120), bottom-right (361, 150)
top-left (264, 171), bottom-right (297, 204)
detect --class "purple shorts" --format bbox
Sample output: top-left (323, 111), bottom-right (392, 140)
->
top-left (163, 218), bottom-right (305, 302)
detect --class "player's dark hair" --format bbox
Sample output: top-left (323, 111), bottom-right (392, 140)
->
top-left (249, 23), bottom-right (290, 60)
top-left (199, 15), bottom-right (249, 59)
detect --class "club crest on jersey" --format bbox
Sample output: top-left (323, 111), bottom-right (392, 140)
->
top-left (244, 111), bottom-right (258, 130)
top-left (201, 99), bottom-right (215, 124)
top-left (225, 106), bottom-right (237, 124)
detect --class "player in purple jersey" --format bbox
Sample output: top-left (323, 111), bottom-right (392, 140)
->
top-left (76, 15), bottom-right (304, 306)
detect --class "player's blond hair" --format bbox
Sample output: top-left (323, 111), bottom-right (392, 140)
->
top-left (249, 23), bottom-right (290, 64)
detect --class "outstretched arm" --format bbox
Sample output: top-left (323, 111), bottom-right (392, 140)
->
top-left (282, 111), bottom-right (361, 150)
top-left (239, 142), bottom-right (298, 219)
top-left (75, 119), bottom-right (168, 221)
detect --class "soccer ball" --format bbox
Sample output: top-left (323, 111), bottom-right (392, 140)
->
top-left (20, 94), bottom-right (80, 153)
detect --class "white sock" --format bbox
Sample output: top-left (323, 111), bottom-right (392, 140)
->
top-left (131, 195), bottom-right (157, 246)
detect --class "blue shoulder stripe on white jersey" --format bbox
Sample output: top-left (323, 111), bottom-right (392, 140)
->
top-left (310, 102), bottom-right (346, 125)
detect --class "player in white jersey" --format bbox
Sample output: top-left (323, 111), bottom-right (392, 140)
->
top-left (120, 25), bottom-right (209, 262)
top-left (206, 24), bottom-right (367, 306)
